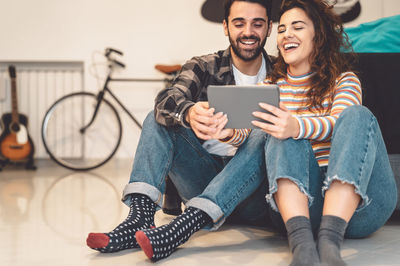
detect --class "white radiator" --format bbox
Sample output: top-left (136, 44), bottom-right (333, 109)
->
top-left (0, 62), bottom-right (84, 158)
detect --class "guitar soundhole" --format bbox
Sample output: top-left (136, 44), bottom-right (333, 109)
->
top-left (10, 122), bottom-right (20, 132)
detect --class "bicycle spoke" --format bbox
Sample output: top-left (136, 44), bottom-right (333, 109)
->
top-left (42, 92), bottom-right (122, 170)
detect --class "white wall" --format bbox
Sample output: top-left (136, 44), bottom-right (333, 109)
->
top-left (0, 0), bottom-right (399, 159)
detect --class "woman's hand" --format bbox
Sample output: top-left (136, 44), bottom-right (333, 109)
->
top-left (252, 102), bottom-right (300, 140)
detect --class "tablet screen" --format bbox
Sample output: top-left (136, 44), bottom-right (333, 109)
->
top-left (208, 84), bottom-right (280, 129)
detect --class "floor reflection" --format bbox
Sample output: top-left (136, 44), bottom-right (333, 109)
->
top-left (0, 160), bottom-right (130, 266)
top-left (0, 176), bottom-right (34, 224)
top-left (41, 172), bottom-right (123, 244)
top-left (0, 175), bottom-right (35, 266)
top-left (1, 159), bottom-right (400, 266)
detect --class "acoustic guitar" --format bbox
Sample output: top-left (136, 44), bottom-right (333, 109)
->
top-left (0, 65), bottom-right (35, 163)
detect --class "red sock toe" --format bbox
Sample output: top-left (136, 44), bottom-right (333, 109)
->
top-left (135, 231), bottom-right (154, 259)
top-left (86, 233), bottom-right (110, 248)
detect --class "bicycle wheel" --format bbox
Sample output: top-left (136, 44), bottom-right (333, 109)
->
top-left (42, 92), bottom-right (122, 170)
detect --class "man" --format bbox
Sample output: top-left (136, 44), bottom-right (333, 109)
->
top-left (87, 0), bottom-right (274, 261)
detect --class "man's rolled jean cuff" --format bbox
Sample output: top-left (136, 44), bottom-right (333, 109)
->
top-left (122, 182), bottom-right (163, 208)
top-left (186, 197), bottom-right (225, 231)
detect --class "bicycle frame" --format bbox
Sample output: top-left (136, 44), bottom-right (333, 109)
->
top-left (80, 64), bottom-right (171, 133)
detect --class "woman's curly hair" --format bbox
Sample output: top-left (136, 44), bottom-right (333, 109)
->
top-left (269, 0), bottom-right (356, 113)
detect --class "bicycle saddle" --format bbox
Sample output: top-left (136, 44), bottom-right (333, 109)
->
top-left (155, 64), bottom-right (182, 75)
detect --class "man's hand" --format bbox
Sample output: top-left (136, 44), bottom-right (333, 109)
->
top-left (207, 112), bottom-right (234, 140)
top-left (251, 102), bottom-right (300, 140)
top-left (186, 101), bottom-right (233, 140)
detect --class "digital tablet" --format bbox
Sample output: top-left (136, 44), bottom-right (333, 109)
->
top-left (208, 84), bottom-right (280, 129)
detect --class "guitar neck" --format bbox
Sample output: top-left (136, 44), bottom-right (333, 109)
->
top-left (10, 78), bottom-right (19, 124)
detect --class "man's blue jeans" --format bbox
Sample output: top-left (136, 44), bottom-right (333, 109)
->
top-left (123, 111), bottom-right (270, 230)
top-left (264, 105), bottom-right (398, 238)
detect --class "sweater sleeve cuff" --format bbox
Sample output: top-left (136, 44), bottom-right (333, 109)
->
top-left (219, 129), bottom-right (251, 147)
top-left (293, 116), bottom-right (305, 139)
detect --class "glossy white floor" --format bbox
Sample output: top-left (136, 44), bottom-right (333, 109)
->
top-left (1, 159), bottom-right (399, 266)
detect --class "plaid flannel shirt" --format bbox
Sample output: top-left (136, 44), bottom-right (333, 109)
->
top-left (154, 47), bottom-right (274, 128)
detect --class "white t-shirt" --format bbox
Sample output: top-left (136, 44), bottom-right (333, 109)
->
top-left (202, 56), bottom-right (267, 156)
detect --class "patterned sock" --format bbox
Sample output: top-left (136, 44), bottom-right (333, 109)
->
top-left (86, 193), bottom-right (156, 253)
top-left (285, 216), bottom-right (320, 266)
top-left (135, 207), bottom-right (211, 261)
top-left (317, 215), bottom-right (348, 266)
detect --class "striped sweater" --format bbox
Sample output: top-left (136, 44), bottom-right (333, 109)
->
top-left (222, 71), bottom-right (362, 166)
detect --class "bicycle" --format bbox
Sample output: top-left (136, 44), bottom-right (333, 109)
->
top-left (41, 47), bottom-right (181, 171)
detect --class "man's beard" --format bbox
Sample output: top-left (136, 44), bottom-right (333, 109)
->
top-left (229, 32), bottom-right (267, 62)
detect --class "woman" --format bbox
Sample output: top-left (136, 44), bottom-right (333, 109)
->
top-left (251, 0), bottom-right (397, 265)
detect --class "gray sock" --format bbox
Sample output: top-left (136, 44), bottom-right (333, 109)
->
top-left (285, 216), bottom-right (320, 266)
top-left (317, 215), bottom-right (348, 266)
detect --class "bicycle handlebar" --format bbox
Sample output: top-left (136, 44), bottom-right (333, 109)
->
top-left (110, 59), bottom-right (126, 68)
top-left (105, 47), bottom-right (123, 57)
top-left (105, 47), bottom-right (126, 69)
